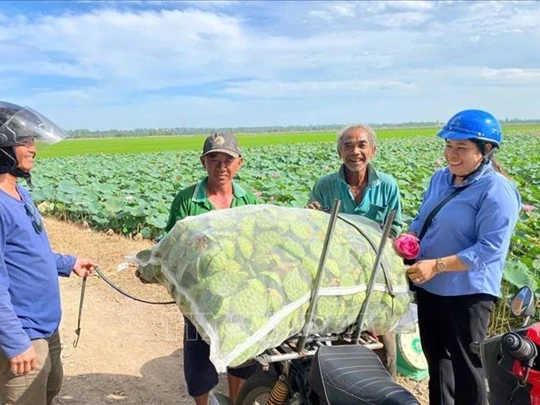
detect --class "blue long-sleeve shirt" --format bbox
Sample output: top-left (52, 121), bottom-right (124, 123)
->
top-left (409, 162), bottom-right (521, 297)
top-left (0, 185), bottom-right (76, 359)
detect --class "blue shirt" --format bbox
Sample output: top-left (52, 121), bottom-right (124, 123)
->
top-left (309, 164), bottom-right (403, 237)
top-left (409, 162), bottom-right (521, 297)
top-left (0, 185), bottom-right (76, 358)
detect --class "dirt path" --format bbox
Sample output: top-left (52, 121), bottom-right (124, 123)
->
top-left (45, 218), bottom-right (427, 405)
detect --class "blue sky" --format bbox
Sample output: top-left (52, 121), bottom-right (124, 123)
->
top-left (1, 0), bottom-right (539, 130)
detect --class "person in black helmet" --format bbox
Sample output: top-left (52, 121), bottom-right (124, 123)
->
top-left (0, 102), bottom-right (97, 405)
top-left (404, 110), bottom-right (521, 405)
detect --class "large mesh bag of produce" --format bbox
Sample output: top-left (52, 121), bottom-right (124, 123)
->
top-left (133, 204), bottom-right (410, 372)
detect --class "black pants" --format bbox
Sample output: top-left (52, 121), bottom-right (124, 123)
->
top-left (183, 317), bottom-right (260, 397)
top-left (416, 289), bottom-right (496, 405)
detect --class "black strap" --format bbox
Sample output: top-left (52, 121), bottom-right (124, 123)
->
top-left (417, 187), bottom-right (466, 241)
top-left (403, 187), bottom-right (467, 268)
top-left (417, 166), bottom-right (496, 242)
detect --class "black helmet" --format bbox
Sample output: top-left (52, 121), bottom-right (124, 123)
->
top-left (0, 101), bottom-right (68, 185)
top-left (0, 101), bottom-right (68, 147)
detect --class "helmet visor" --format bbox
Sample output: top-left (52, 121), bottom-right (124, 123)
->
top-left (0, 106), bottom-right (68, 146)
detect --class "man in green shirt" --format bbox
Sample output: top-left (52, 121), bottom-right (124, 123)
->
top-left (166, 133), bottom-right (258, 405)
top-left (308, 124), bottom-right (403, 379)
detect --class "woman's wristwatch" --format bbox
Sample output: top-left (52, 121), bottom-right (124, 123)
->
top-left (435, 258), bottom-right (447, 273)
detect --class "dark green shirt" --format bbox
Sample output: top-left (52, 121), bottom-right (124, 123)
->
top-left (309, 164), bottom-right (403, 237)
top-left (165, 177), bottom-right (258, 232)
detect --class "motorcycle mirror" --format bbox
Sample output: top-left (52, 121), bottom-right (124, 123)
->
top-left (509, 286), bottom-right (535, 318)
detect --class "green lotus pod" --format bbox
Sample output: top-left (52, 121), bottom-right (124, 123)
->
top-left (279, 239), bottom-right (306, 260)
top-left (238, 215), bottom-right (256, 238)
top-left (237, 236), bottom-right (253, 259)
top-left (218, 239), bottom-right (237, 259)
top-left (283, 270), bottom-right (310, 301)
top-left (218, 323), bottom-right (250, 354)
top-left (255, 216), bottom-right (276, 230)
top-left (233, 288), bottom-right (268, 318)
top-left (211, 219), bottom-right (234, 230)
top-left (260, 271), bottom-right (282, 287)
top-left (203, 272), bottom-right (246, 296)
top-left (246, 279), bottom-right (266, 295)
top-left (267, 288), bottom-right (284, 314)
top-left (255, 231), bottom-right (282, 251)
top-left (290, 222), bottom-right (313, 239)
top-left (340, 273), bottom-right (357, 287)
top-left (301, 256), bottom-right (319, 278)
top-left (324, 258), bottom-right (341, 279)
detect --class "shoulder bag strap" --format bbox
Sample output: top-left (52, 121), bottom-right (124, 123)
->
top-left (417, 186), bottom-right (466, 241)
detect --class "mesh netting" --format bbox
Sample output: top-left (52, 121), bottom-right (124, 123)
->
top-left (132, 204), bottom-right (410, 372)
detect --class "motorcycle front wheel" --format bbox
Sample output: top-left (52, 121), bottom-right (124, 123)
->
top-left (236, 371), bottom-right (280, 405)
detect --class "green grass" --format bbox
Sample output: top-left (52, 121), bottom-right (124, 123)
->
top-left (37, 125), bottom-right (540, 158)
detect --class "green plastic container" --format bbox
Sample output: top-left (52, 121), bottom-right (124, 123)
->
top-left (397, 323), bottom-right (429, 381)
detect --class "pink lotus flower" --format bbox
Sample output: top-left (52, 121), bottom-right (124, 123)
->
top-left (522, 204), bottom-right (535, 213)
top-left (394, 233), bottom-right (420, 260)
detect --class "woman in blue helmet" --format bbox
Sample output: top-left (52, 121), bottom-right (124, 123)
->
top-left (405, 110), bottom-right (521, 405)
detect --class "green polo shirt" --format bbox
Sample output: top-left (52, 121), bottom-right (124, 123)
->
top-left (309, 164), bottom-right (403, 237)
top-left (165, 177), bottom-right (259, 232)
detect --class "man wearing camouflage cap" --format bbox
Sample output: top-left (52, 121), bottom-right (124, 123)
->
top-left (165, 132), bottom-right (259, 405)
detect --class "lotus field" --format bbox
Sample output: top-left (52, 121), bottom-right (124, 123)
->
top-left (32, 128), bottom-right (539, 328)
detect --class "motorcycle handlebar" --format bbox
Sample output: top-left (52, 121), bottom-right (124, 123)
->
top-left (501, 332), bottom-right (537, 363)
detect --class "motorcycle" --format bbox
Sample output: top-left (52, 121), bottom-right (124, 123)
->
top-left (209, 201), bottom-right (540, 405)
top-left (473, 285), bottom-right (540, 405)
top-left (224, 205), bottom-right (420, 405)
top-left (232, 330), bottom-right (419, 405)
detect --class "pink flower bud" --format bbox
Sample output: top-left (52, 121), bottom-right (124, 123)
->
top-left (522, 204), bottom-right (535, 213)
top-left (394, 233), bottom-right (420, 260)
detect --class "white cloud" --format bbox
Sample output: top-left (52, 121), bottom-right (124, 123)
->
top-left (223, 79), bottom-right (416, 97)
top-left (307, 0), bottom-right (435, 27)
top-left (0, 8), bottom-right (244, 85)
top-left (480, 68), bottom-right (540, 83)
top-left (2, 1), bottom-right (540, 128)
top-left (366, 1), bottom-right (435, 13)
top-left (307, 2), bottom-right (358, 20)
top-left (373, 11), bottom-right (431, 28)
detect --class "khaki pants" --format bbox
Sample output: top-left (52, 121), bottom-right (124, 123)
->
top-left (0, 331), bottom-right (63, 405)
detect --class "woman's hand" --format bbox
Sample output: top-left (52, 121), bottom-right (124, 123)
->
top-left (406, 259), bottom-right (437, 284)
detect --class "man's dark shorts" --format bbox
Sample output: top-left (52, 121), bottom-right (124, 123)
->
top-left (183, 317), bottom-right (260, 397)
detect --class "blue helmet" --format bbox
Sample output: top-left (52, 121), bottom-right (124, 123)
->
top-left (437, 109), bottom-right (502, 147)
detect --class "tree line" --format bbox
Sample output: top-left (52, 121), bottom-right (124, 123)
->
top-left (66, 119), bottom-right (540, 139)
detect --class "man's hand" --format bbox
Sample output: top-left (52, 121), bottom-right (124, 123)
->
top-left (135, 270), bottom-right (151, 284)
top-left (406, 259), bottom-right (437, 284)
top-left (73, 258), bottom-right (97, 278)
top-left (306, 201), bottom-right (322, 210)
top-left (10, 346), bottom-right (37, 376)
